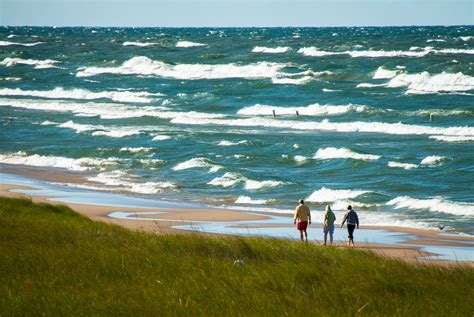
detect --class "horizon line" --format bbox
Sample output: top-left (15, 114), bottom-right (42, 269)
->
top-left (2, 24), bottom-right (473, 28)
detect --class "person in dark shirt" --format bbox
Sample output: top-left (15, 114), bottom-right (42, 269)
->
top-left (341, 205), bottom-right (359, 247)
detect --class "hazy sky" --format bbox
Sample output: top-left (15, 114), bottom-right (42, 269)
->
top-left (1, 0), bottom-right (473, 27)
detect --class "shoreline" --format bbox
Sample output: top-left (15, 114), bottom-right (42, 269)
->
top-left (1, 168), bottom-right (473, 265)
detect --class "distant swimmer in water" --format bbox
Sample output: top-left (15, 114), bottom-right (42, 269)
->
top-left (4, 118), bottom-right (13, 126)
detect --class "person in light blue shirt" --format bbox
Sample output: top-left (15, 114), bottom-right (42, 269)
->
top-left (323, 205), bottom-right (336, 245)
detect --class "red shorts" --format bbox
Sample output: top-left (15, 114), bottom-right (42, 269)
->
top-left (297, 221), bottom-right (308, 231)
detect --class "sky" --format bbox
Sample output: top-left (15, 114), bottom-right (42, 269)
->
top-left (1, 0), bottom-right (473, 27)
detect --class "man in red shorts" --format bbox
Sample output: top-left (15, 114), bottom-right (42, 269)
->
top-left (293, 199), bottom-right (311, 242)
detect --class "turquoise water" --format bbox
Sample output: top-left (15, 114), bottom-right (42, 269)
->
top-left (0, 26), bottom-right (473, 234)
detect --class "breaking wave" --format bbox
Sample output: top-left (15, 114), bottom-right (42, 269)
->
top-left (76, 56), bottom-right (295, 81)
top-left (420, 155), bottom-right (449, 166)
top-left (176, 41), bottom-right (207, 48)
top-left (172, 158), bottom-right (222, 173)
top-left (0, 151), bottom-right (119, 172)
top-left (314, 147), bottom-right (380, 161)
top-left (306, 187), bottom-right (371, 203)
top-left (87, 170), bottom-right (176, 194)
top-left (170, 117), bottom-right (474, 138)
top-left (0, 87), bottom-right (163, 103)
top-left (123, 41), bottom-right (157, 47)
top-left (387, 161), bottom-right (419, 170)
top-left (387, 196), bottom-right (474, 217)
top-left (0, 57), bottom-right (60, 69)
top-left (298, 47), bottom-right (474, 58)
top-left (429, 135), bottom-right (474, 143)
top-left (387, 72), bottom-right (474, 94)
top-left (252, 46), bottom-right (290, 53)
top-left (0, 40), bottom-right (43, 47)
top-left (237, 103), bottom-right (366, 116)
top-left (235, 196), bottom-right (267, 205)
top-left (208, 172), bottom-right (284, 190)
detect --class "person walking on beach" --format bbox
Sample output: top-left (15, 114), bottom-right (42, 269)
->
top-left (341, 205), bottom-right (359, 247)
top-left (323, 205), bottom-right (336, 245)
top-left (294, 199), bottom-right (311, 242)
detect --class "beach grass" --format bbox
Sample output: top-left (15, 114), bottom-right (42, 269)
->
top-left (0, 197), bottom-right (473, 316)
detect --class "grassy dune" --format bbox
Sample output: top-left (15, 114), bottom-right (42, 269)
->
top-left (0, 197), bottom-right (473, 316)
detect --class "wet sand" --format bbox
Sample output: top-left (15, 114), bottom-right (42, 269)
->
top-left (1, 169), bottom-right (473, 267)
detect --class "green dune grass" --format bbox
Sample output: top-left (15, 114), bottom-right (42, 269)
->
top-left (0, 197), bottom-right (473, 316)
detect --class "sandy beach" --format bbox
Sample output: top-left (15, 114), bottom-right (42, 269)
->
top-left (1, 167), bottom-right (472, 266)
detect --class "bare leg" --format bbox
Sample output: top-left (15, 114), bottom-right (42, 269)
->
top-left (329, 232), bottom-right (333, 245)
top-left (323, 231), bottom-right (328, 245)
top-left (304, 230), bottom-right (308, 242)
top-left (299, 230), bottom-right (304, 242)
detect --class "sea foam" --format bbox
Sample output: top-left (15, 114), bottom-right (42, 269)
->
top-left (313, 147), bottom-right (381, 161)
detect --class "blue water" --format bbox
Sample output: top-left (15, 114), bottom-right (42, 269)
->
top-left (0, 26), bottom-right (473, 234)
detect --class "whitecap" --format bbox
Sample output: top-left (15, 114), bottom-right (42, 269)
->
top-left (306, 187), bottom-right (371, 203)
top-left (429, 135), bottom-right (474, 143)
top-left (356, 83), bottom-right (387, 88)
top-left (244, 179), bottom-right (283, 190)
top-left (172, 157), bottom-right (221, 172)
top-left (0, 98), bottom-right (224, 121)
top-left (0, 57), bottom-right (60, 69)
top-left (217, 140), bottom-right (247, 146)
top-left (152, 135), bottom-right (171, 141)
top-left (388, 161), bottom-right (419, 170)
top-left (170, 116), bottom-right (474, 138)
top-left (208, 172), bottom-right (244, 187)
top-left (420, 155), bottom-right (449, 166)
top-left (298, 46), bottom-right (474, 58)
top-left (387, 71), bottom-right (474, 94)
top-left (119, 147), bottom-right (153, 153)
top-left (314, 147), bottom-right (381, 161)
top-left (387, 196), bottom-right (474, 217)
top-left (176, 41), bottom-right (207, 48)
top-left (0, 87), bottom-right (162, 103)
top-left (87, 170), bottom-right (175, 194)
top-left (0, 151), bottom-right (119, 172)
top-left (235, 196), bottom-right (267, 205)
top-left (373, 66), bottom-right (400, 79)
top-left (0, 40), bottom-right (43, 47)
top-left (40, 120), bottom-right (57, 126)
top-left (252, 46), bottom-right (290, 54)
top-left (237, 103), bottom-right (366, 117)
top-left (294, 155), bottom-right (307, 162)
top-left (123, 41), bottom-right (157, 47)
top-left (76, 56), bottom-right (288, 80)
